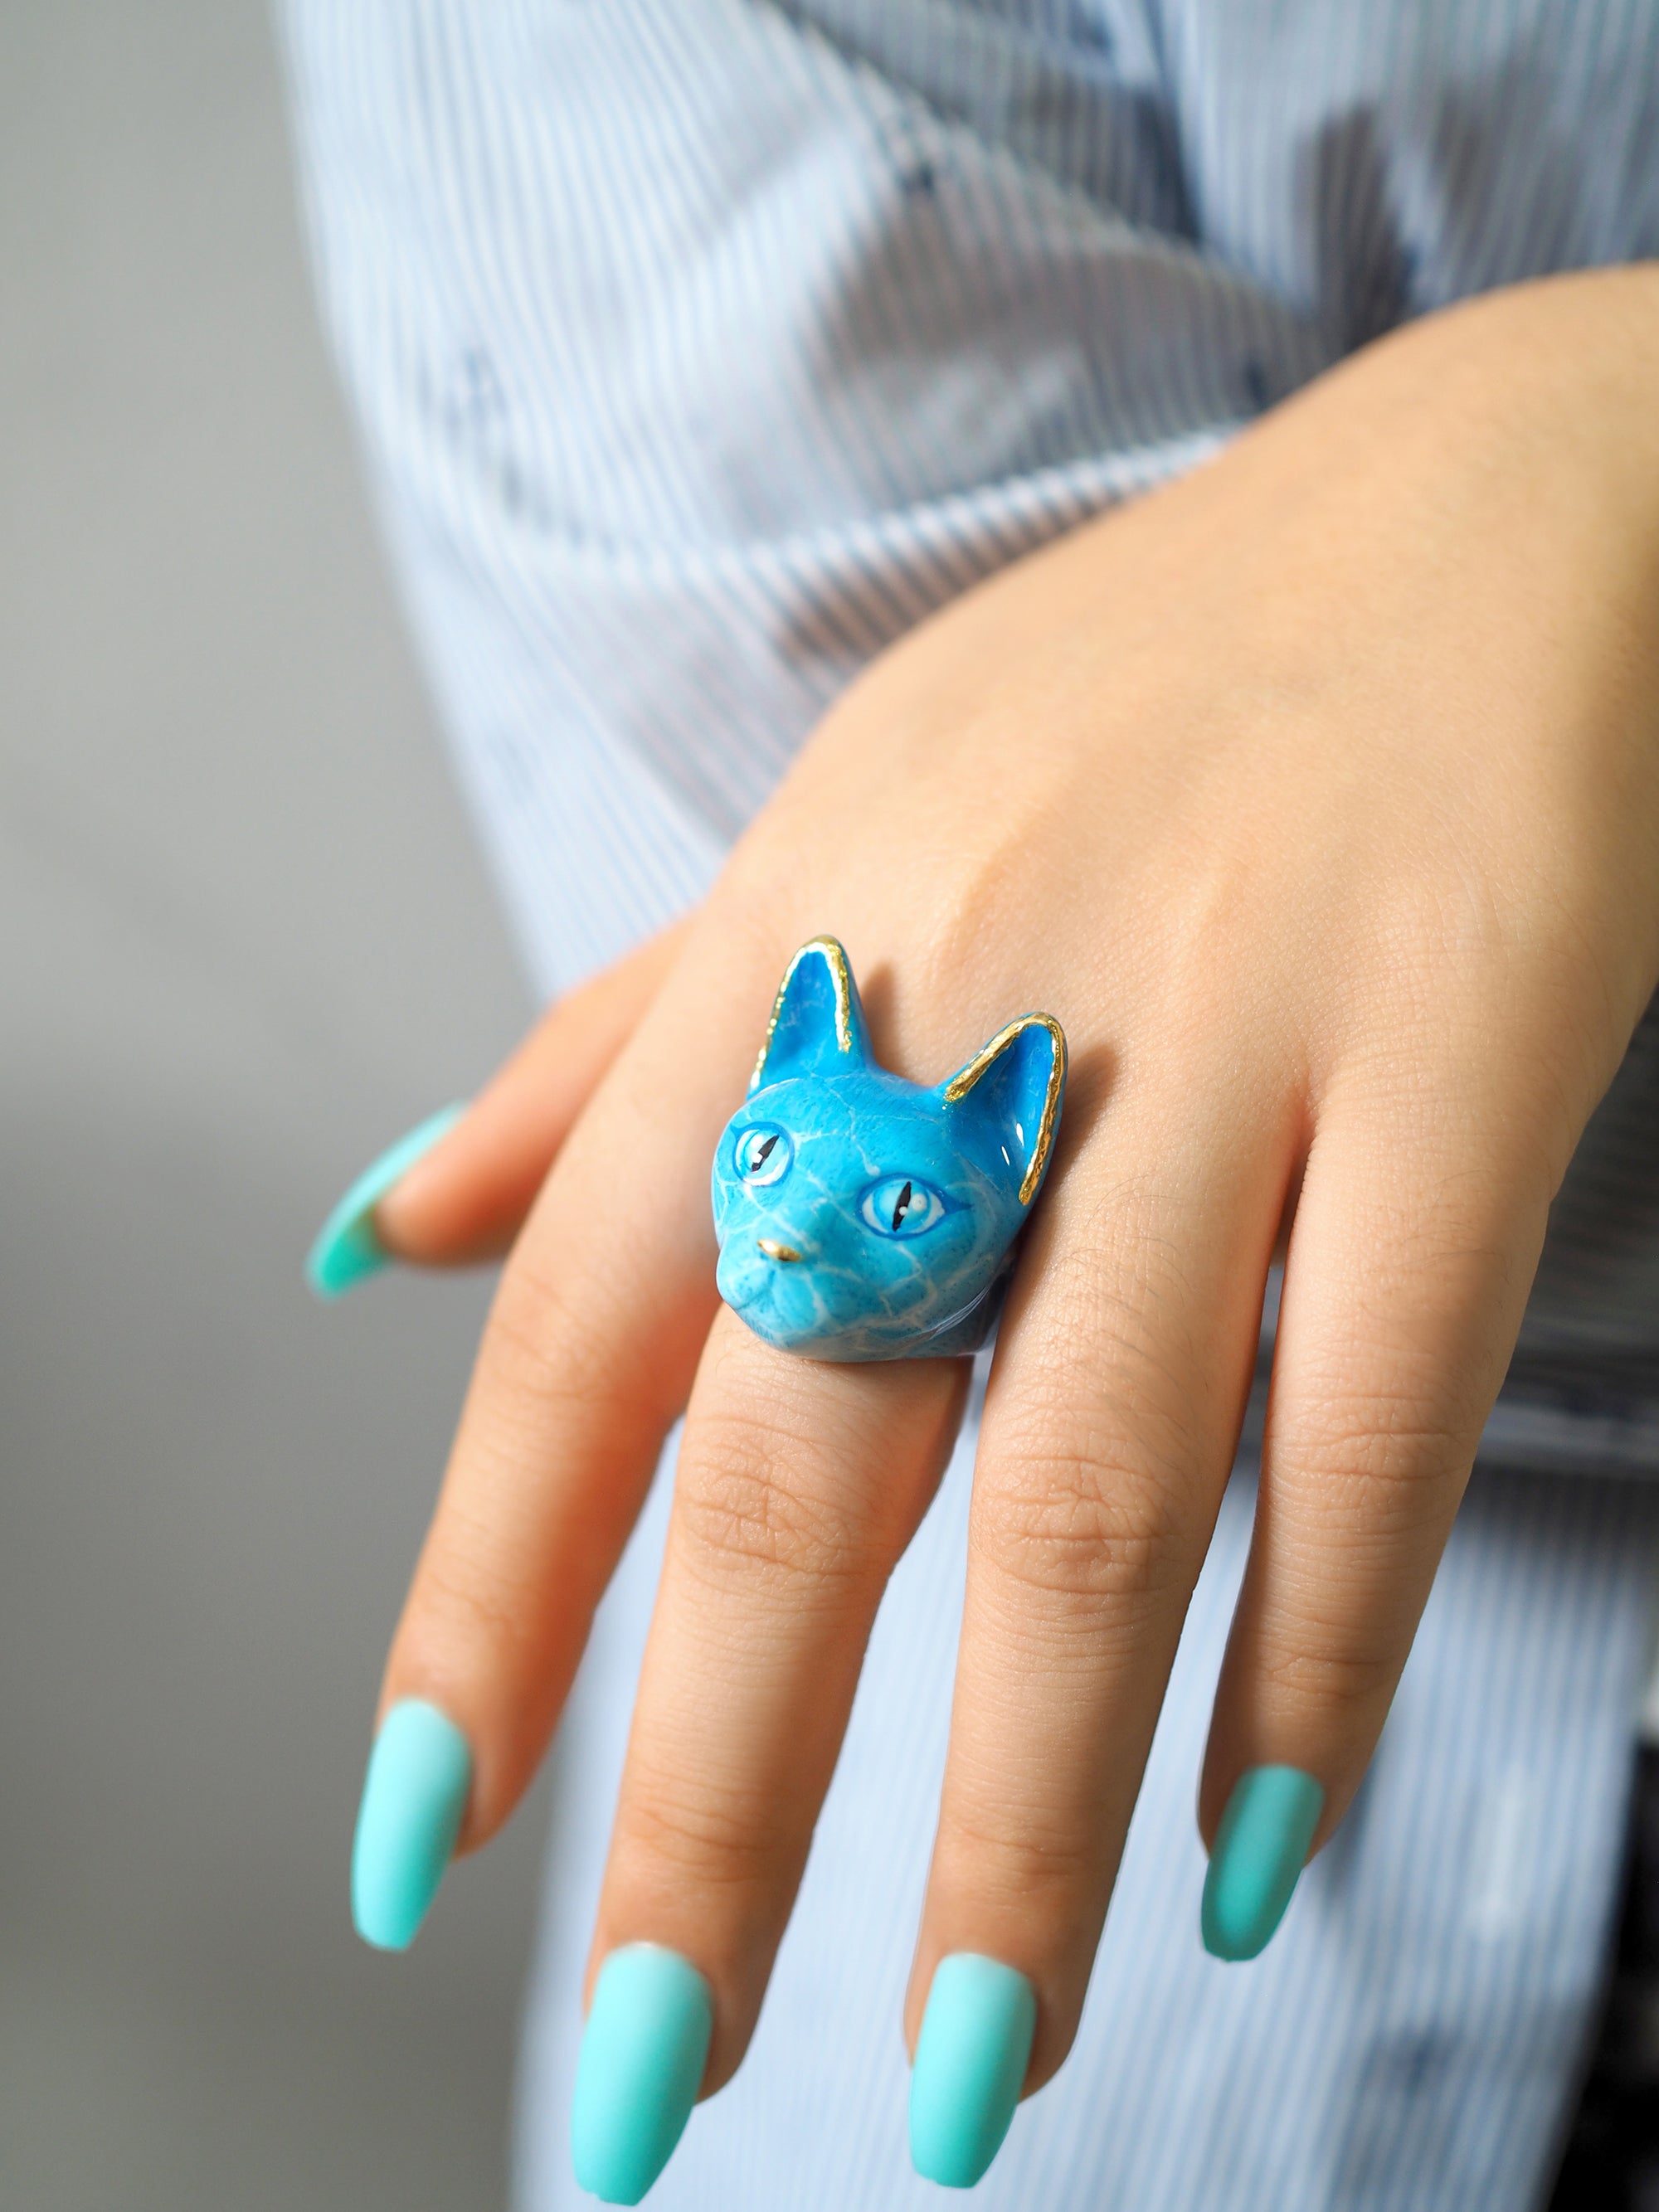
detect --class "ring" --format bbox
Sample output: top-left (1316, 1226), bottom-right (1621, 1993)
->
top-left (712, 938), bottom-right (1067, 1361)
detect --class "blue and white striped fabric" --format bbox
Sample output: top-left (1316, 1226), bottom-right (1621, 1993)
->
top-left (277, 3), bottom-right (1659, 2204)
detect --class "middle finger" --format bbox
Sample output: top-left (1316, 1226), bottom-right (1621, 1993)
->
top-left (578, 1312), bottom-right (968, 2196)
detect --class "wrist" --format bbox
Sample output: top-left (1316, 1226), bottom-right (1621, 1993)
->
top-left (1334, 264), bottom-right (1659, 531)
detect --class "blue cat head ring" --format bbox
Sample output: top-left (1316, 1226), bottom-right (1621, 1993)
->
top-left (712, 938), bottom-right (1067, 1362)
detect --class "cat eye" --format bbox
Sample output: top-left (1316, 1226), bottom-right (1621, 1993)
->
top-left (859, 1177), bottom-right (946, 1237)
top-left (734, 1125), bottom-right (792, 1184)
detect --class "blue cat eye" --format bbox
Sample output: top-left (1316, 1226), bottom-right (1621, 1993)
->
top-left (734, 1125), bottom-right (792, 1184)
top-left (859, 1177), bottom-right (947, 1238)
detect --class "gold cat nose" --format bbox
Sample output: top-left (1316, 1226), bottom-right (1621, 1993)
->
top-left (756, 1237), bottom-right (803, 1264)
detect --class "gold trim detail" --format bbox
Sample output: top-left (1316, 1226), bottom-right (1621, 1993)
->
top-left (943, 1013), bottom-right (1067, 1206)
top-left (752, 936), bottom-right (854, 1091)
top-left (757, 1238), bottom-right (803, 1264)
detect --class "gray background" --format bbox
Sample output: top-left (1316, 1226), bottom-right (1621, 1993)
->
top-left (2, 4), bottom-right (547, 2205)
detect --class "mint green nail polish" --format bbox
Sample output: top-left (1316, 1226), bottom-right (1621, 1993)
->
top-left (910, 1954), bottom-right (1036, 2189)
top-left (1202, 1765), bottom-right (1325, 1962)
top-left (305, 1101), bottom-right (467, 1299)
top-left (351, 1699), bottom-right (471, 1951)
top-left (572, 1944), bottom-right (713, 2205)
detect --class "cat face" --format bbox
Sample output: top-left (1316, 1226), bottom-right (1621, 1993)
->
top-left (712, 939), bottom-right (1066, 1361)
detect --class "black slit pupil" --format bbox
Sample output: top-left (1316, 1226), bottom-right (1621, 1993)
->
top-left (891, 1181), bottom-right (912, 1232)
top-left (751, 1135), bottom-right (777, 1170)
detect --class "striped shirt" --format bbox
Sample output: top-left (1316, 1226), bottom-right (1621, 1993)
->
top-left (279, 4), bottom-right (1659, 2205)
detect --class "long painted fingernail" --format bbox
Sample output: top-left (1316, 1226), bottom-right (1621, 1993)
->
top-left (1201, 1765), bottom-right (1325, 1962)
top-left (571, 1945), bottom-right (713, 2205)
top-left (351, 1699), bottom-right (471, 1951)
top-left (909, 1954), bottom-right (1036, 2189)
top-left (305, 1101), bottom-right (467, 1299)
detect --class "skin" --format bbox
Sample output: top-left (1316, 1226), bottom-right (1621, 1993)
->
top-left (370, 268), bottom-right (1659, 2101)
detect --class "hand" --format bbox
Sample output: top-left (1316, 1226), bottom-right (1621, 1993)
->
top-left (349, 268), bottom-right (1659, 2195)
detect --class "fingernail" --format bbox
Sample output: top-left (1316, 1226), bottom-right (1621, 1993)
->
top-left (1201, 1764), bottom-right (1325, 1962)
top-left (909, 1954), bottom-right (1036, 2189)
top-left (351, 1699), bottom-right (471, 1951)
top-left (571, 1944), bottom-right (713, 2205)
top-left (305, 1101), bottom-right (467, 1299)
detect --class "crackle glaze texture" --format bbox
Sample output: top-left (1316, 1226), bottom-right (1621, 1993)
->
top-left (712, 940), bottom-right (1066, 1361)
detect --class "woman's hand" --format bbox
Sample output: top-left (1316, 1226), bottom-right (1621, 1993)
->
top-left (350, 269), bottom-right (1659, 2193)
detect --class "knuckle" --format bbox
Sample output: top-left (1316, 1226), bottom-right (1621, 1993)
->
top-left (909, 845), bottom-right (1024, 996)
top-left (481, 1264), bottom-right (615, 1417)
top-left (1252, 1634), bottom-right (1399, 1715)
top-left (621, 1779), bottom-right (797, 1891)
top-left (675, 1415), bottom-right (873, 1592)
top-left (476, 1252), bottom-right (673, 1446)
top-left (941, 1803), bottom-right (1100, 1900)
top-left (1285, 1394), bottom-right (1472, 1502)
top-left (974, 1441), bottom-right (1190, 1610)
top-left (976, 1291), bottom-right (1214, 1616)
top-left (407, 1535), bottom-right (531, 1671)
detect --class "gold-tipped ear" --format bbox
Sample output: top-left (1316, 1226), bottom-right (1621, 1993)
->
top-left (751, 936), bottom-right (857, 1091)
top-left (943, 1013), bottom-right (1067, 1204)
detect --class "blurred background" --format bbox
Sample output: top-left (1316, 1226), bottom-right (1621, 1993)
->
top-left (2, 3), bottom-right (547, 2205)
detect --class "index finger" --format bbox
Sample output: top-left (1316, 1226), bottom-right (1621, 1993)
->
top-left (353, 925), bottom-right (771, 1955)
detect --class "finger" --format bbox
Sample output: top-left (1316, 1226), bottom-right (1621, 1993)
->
top-left (1195, 1102), bottom-right (1550, 1958)
top-left (589, 1313), bottom-right (967, 2095)
top-left (376, 916), bottom-right (692, 1266)
top-left (907, 1072), bottom-right (1296, 2142)
top-left (372, 920), bottom-right (762, 1857)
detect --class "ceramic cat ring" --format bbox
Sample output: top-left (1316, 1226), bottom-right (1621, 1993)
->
top-left (711, 938), bottom-right (1068, 1361)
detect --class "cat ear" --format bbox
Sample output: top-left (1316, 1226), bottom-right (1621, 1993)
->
top-left (750, 937), bottom-right (873, 1092)
top-left (942, 1014), bottom-right (1067, 1205)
